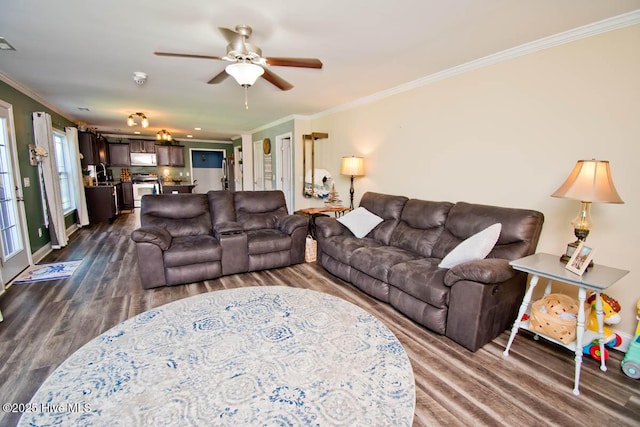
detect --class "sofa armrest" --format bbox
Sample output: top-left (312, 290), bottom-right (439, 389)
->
top-left (443, 258), bottom-right (516, 287)
top-left (277, 214), bottom-right (308, 235)
top-left (131, 226), bottom-right (172, 250)
top-left (314, 216), bottom-right (349, 238)
top-left (214, 221), bottom-right (244, 237)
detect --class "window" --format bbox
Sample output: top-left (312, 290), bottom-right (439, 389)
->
top-left (53, 131), bottom-right (75, 214)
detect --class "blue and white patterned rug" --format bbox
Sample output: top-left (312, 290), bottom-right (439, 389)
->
top-left (19, 286), bottom-right (415, 426)
top-left (12, 260), bottom-right (82, 284)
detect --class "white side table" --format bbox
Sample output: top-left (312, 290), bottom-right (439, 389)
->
top-left (503, 253), bottom-right (629, 395)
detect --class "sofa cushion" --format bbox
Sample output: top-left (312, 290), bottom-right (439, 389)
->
top-left (163, 235), bottom-right (222, 268)
top-left (350, 245), bottom-right (423, 283)
top-left (438, 223), bottom-right (501, 269)
top-left (388, 258), bottom-right (450, 308)
top-left (208, 191), bottom-right (237, 227)
top-left (141, 194), bottom-right (212, 237)
top-left (320, 236), bottom-right (382, 265)
top-left (359, 192), bottom-right (408, 244)
top-left (432, 202), bottom-right (544, 261)
top-left (246, 230), bottom-right (291, 255)
top-left (235, 191), bottom-right (289, 231)
top-left (390, 199), bottom-right (453, 257)
top-left (337, 207), bottom-right (383, 238)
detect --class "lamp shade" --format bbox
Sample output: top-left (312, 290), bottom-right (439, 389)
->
top-left (340, 156), bottom-right (365, 176)
top-left (551, 159), bottom-right (623, 203)
top-left (225, 62), bottom-right (264, 87)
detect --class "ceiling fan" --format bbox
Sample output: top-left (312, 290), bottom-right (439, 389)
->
top-left (154, 24), bottom-right (323, 92)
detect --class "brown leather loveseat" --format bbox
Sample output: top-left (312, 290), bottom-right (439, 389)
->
top-left (315, 192), bottom-right (544, 351)
top-left (131, 190), bottom-right (308, 289)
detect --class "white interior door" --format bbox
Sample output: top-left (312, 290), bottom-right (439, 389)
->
top-left (253, 140), bottom-right (264, 191)
top-left (0, 101), bottom-right (31, 287)
top-left (189, 149), bottom-right (225, 193)
top-left (275, 134), bottom-right (293, 212)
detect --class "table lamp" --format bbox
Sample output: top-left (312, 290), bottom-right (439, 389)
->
top-left (551, 159), bottom-right (623, 263)
top-left (340, 156), bottom-right (365, 209)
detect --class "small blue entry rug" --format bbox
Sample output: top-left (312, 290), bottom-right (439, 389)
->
top-left (12, 260), bottom-right (83, 284)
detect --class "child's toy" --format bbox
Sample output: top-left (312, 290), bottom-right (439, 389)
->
top-left (621, 300), bottom-right (640, 379)
top-left (582, 292), bottom-right (622, 361)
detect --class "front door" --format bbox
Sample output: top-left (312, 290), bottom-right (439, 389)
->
top-left (0, 101), bottom-right (31, 287)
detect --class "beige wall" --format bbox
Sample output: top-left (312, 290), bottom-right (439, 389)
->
top-left (305, 25), bottom-right (640, 335)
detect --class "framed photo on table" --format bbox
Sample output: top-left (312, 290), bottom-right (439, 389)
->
top-left (565, 242), bottom-right (595, 275)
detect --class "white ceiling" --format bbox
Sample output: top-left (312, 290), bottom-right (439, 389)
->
top-left (1, 0), bottom-right (639, 141)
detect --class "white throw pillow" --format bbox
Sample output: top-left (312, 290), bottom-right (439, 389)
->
top-left (438, 223), bottom-right (502, 269)
top-left (337, 207), bottom-right (384, 238)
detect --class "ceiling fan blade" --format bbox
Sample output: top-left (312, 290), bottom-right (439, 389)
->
top-left (154, 51), bottom-right (223, 61)
top-left (265, 57), bottom-right (323, 69)
top-left (207, 70), bottom-right (229, 84)
top-left (261, 68), bottom-right (294, 91)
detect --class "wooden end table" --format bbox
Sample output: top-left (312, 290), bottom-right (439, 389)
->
top-left (503, 253), bottom-right (629, 395)
top-left (295, 206), bottom-right (350, 238)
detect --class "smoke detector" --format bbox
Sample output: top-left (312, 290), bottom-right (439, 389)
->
top-left (133, 72), bottom-right (148, 85)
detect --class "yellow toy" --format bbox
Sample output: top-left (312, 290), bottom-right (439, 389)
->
top-left (583, 293), bottom-right (622, 361)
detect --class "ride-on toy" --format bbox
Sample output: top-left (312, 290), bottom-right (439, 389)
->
top-left (621, 300), bottom-right (640, 379)
top-left (582, 293), bottom-right (622, 361)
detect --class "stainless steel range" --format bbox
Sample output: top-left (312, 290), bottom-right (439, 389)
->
top-left (132, 173), bottom-right (159, 208)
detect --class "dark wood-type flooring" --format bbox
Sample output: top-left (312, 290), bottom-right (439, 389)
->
top-left (0, 211), bottom-right (639, 426)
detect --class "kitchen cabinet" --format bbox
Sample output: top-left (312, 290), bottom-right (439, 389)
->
top-left (155, 144), bottom-right (185, 167)
top-left (108, 143), bottom-right (130, 166)
top-left (130, 140), bottom-right (156, 153)
top-left (161, 184), bottom-right (195, 194)
top-left (79, 131), bottom-right (107, 167)
top-left (119, 181), bottom-right (134, 210)
top-left (85, 185), bottom-right (118, 223)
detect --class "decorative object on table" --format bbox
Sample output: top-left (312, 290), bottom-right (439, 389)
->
top-left (529, 293), bottom-right (585, 344)
top-left (304, 234), bottom-right (317, 262)
top-left (324, 183), bottom-right (343, 207)
top-left (551, 159), bottom-right (623, 263)
top-left (18, 287), bottom-right (415, 427)
top-left (12, 260), bottom-right (83, 284)
top-left (621, 300), bottom-right (640, 379)
top-left (126, 112), bottom-right (149, 128)
top-left (565, 242), bottom-right (595, 275)
top-left (340, 156), bottom-right (365, 209)
top-left (28, 144), bottom-right (48, 165)
top-left (582, 292), bottom-right (622, 361)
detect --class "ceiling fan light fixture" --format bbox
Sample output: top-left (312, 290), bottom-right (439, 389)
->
top-left (225, 62), bottom-right (264, 87)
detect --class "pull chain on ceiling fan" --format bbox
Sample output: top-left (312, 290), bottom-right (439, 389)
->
top-left (154, 24), bottom-right (323, 108)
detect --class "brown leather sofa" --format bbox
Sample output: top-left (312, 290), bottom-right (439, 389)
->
top-left (131, 190), bottom-right (308, 289)
top-left (315, 192), bottom-right (544, 351)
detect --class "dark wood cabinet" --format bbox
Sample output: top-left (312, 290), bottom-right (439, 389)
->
top-left (119, 182), bottom-right (134, 210)
top-left (130, 140), bottom-right (156, 153)
top-left (79, 132), bottom-right (108, 167)
top-left (161, 184), bottom-right (195, 194)
top-left (108, 143), bottom-right (130, 166)
top-left (85, 185), bottom-right (117, 223)
top-left (156, 145), bottom-right (185, 167)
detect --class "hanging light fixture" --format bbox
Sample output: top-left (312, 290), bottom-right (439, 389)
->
top-left (127, 112), bottom-right (149, 128)
top-left (156, 129), bottom-right (172, 142)
top-left (225, 61), bottom-right (264, 109)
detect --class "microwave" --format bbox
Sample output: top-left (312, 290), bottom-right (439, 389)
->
top-left (130, 152), bottom-right (157, 166)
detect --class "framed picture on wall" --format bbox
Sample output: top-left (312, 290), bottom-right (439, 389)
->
top-left (565, 242), bottom-right (595, 275)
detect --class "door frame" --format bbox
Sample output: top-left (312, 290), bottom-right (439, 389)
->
top-left (188, 148), bottom-right (227, 193)
top-left (0, 99), bottom-right (33, 289)
top-left (275, 132), bottom-right (294, 212)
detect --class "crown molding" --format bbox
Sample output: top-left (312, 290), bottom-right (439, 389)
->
top-left (312, 10), bottom-right (640, 120)
top-left (0, 70), bottom-right (77, 122)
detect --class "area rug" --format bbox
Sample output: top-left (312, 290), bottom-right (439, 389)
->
top-left (18, 286), bottom-right (415, 426)
top-left (12, 260), bottom-right (82, 284)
